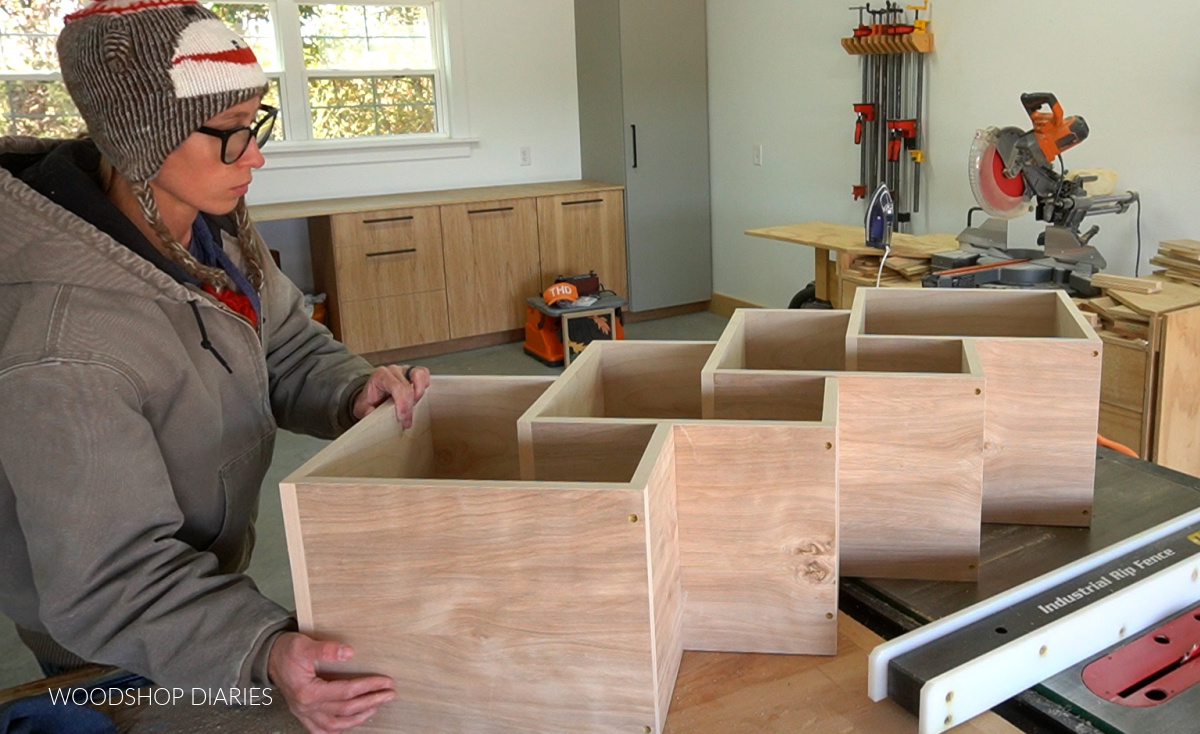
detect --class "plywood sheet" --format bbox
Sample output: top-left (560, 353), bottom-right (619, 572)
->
top-left (288, 480), bottom-right (662, 734)
top-left (671, 421), bottom-right (838, 654)
top-left (1109, 278), bottom-right (1200, 316)
top-left (740, 309), bottom-right (851, 371)
top-left (427, 376), bottom-right (555, 480)
top-left (971, 338), bottom-right (1102, 525)
top-left (707, 372), bottom-right (829, 422)
top-left (834, 372), bottom-right (985, 580)
top-left (1155, 305), bottom-right (1200, 477)
top-left (600, 341), bottom-right (714, 419)
top-left (854, 288), bottom-right (1070, 339)
top-left (522, 421), bottom-right (657, 483)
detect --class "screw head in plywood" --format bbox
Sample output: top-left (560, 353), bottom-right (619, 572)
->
top-left (629, 514), bottom-right (639, 523)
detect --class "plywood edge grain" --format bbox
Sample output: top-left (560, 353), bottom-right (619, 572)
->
top-left (642, 426), bottom-right (683, 732)
top-left (278, 480), bottom-right (314, 631)
top-left (701, 311), bottom-right (747, 419)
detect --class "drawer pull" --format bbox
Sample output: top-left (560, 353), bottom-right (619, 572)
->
top-left (366, 248), bottom-right (417, 258)
top-left (361, 215), bottom-right (415, 224)
top-left (561, 198), bottom-right (604, 206)
top-left (467, 206), bottom-right (515, 215)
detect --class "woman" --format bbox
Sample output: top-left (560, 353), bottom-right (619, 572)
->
top-left (0, 0), bottom-right (422, 731)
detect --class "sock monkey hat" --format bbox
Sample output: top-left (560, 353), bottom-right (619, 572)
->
top-left (57, 0), bottom-right (268, 183)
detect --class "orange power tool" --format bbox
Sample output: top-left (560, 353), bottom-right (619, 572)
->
top-left (1021, 92), bottom-right (1090, 165)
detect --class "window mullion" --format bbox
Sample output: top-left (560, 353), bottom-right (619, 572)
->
top-left (275, 0), bottom-right (312, 141)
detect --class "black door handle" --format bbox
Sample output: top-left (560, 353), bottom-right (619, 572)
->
top-left (631, 124), bottom-right (638, 169)
top-left (366, 248), bottom-right (417, 258)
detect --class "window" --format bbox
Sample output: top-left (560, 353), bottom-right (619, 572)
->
top-left (0, 1), bottom-right (83, 137)
top-left (1, 1), bottom-right (455, 146)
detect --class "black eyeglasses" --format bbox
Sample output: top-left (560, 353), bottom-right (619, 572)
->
top-left (196, 104), bottom-right (278, 164)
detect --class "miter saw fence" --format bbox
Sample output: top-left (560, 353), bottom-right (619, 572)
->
top-left (928, 93), bottom-right (1139, 296)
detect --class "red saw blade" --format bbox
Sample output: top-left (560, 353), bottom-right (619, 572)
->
top-left (969, 128), bottom-right (1030, 219)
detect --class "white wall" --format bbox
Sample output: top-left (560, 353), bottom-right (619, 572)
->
top-left (708, 1), bottom-right (1200, 307)
top-left (250, 0), bottom-right (581, 287)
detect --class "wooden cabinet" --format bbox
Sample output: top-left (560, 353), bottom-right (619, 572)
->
top-left (310, 205), bottom-right (449, 353)
top-left (536, 189), bottom-right (627, 298)
top-left (1097, 304), bottom-right (1200, 476)
top-left (440, 198), bottom-right (541, 338)
top-left (295, 181), bottom-right (626, 356)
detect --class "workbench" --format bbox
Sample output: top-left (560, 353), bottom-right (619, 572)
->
top-left (2, 449), bottom-right (1189, 733)
top-left (746, 221), bottom-right (959, 308)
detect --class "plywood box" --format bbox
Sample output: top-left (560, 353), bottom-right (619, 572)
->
top-left (703, 309), bottom-right (985, 581)
top-left (519, 341), bottom-right (839, 656)
top-left (281, 376), bottom-right (683, 734)
top-left (848, 288), bottom-right (1103, 526)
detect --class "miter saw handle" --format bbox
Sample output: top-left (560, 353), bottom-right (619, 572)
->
top-left (1020, 92), bottom-right (1061, 118)
top-left (1020, 92), bottom-right (1090, 163)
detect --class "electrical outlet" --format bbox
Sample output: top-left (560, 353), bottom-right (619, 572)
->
top-left (520, 146), bottom-right (532, 166)
top-left (753, 144), bottom-right (763, 167)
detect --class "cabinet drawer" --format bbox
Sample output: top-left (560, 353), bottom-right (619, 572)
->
top-left (536, 190), bottom-right (627, 297)
top-left (1099, 402), bottom-right (1145, 458)
top-left (331, 206), bottom-right (445, 300)
top-left (1099, 337), bottom-right (1149, 413)
top-left (338, 291), bottom-right (450, 354)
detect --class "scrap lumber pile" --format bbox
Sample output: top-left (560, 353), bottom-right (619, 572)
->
top-left (1079, 296), bottom-right (1151, 341)
top-left (842, 254), bottom-right (931, 283)
top-left (1079, 268), bottom-right (1200, 343)
top-left (1152, 239), bottom-right (1200, 286)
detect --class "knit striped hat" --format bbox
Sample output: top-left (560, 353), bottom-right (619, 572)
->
top-left (57, 0), bottom-right (268, 183)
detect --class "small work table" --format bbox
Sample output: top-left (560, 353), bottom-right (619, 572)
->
top-left (2, 450), bottom-right (1189, 732)
top-left (746, 221), bottom-right (959, 308)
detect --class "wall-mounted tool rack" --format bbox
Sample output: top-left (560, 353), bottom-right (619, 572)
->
top-left (844, 2), bottom-right (934, 232)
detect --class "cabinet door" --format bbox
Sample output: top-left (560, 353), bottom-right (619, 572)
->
top-left (619, 0), bottom-right (712, 311)
top-left (440, 198), bottom-right (542, 338)
top-left (339, 292), bottom-right (451, 354)
top-left (536, 190), bottom-right (627, 297)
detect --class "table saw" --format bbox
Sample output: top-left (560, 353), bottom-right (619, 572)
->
top-left (848, 447), bottom-right (1200, 733)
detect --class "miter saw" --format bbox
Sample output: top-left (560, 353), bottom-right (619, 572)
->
top-left (926, 93), bottom-right (1139, 295)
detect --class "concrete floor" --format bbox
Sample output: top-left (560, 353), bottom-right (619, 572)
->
top-left (0, 311), bottom-right (729, 689)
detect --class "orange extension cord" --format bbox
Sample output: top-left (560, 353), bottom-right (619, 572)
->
top-left (1098, 434), bottom-right (1139, 458)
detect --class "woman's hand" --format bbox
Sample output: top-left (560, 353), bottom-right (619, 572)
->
top-left (268, 632), bottom-right (396, 733)
top-left (352, 364), bottom-right (430, 428)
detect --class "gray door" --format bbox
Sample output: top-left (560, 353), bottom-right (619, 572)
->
top-left (618, 0), bottom-right (712, 311)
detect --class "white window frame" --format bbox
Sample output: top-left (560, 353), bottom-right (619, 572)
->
top-left (215, 0), bottom-right (476, 168)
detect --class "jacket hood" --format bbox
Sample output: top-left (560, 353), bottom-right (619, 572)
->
top-left (0, 135), bottom-right (199, 305)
